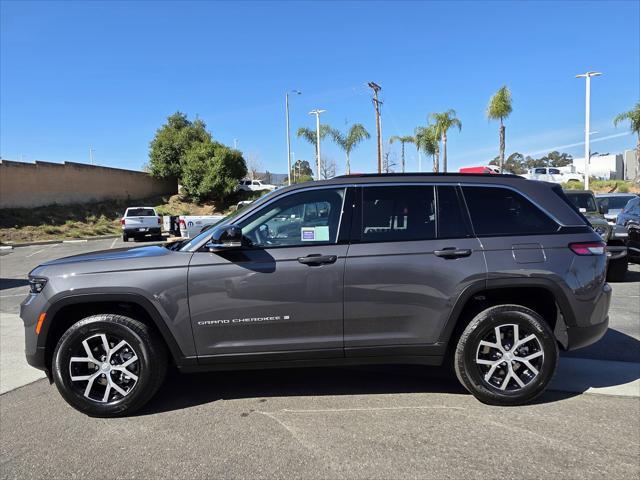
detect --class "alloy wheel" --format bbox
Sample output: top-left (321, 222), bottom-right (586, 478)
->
top-left (475, 323), bottom-right (544, 391)
top-left (68, 333), bottom-right (140, 403)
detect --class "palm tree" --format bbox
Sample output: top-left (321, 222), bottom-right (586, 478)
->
top-left (415, 125), bottom-right (439, 172)
top-left (486, 86), bottom-right (513, 174)
top-left (613, 102), bottom-right (640, 183)
top-left (429, 109), bottom-right (462, 173)
top-left (328, 124), bottom-right (370, 174)
top-left (389, 135), bottom-right (414, 173)
top-left (297, 125), bottom-right (332, 176)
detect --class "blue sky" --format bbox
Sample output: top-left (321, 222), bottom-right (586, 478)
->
top-left (1, 0), bottom-right (639, 175)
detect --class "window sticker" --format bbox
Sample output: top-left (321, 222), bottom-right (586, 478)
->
top-left (301, 226), bottom-right (330, 241)
top-left (315, 226), bottom-right (329, 241)
top-left (301, 227), bottom-right (316, 241)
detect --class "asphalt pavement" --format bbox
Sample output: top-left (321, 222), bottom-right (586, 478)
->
top-left (1, 238), bottom-right (639, 479)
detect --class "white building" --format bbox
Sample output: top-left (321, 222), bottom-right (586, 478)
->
top-left (624, 149), bottom-right (638, 180)
top-left (572, 154), bottom-right (625, 180)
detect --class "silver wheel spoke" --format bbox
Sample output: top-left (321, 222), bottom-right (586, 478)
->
top-left (99, 334), bottom-right (110, 356)
top-left (110, 381), bottom-right (128, 397)
top-left (475, 358), bottom-right (497, 366)
top-left (513, 324), bottom-right (520, 345)
top-left (113, 367), bottom-right (138, 382)
top-left (484, 363), bottom-right (500, 382)
top-left (479, 340), bottom-right (501, 351)
top-left (524, 351), bottom-right (543, 361)
top-left (120, 355), bottom-right (138, 368)
top-left (102, 384), bottom-right (112, 402)
top-left (499, 371), bottom-right (511, 390)
top-left (70, 356), bottom-right (100, 365)
top-left (514, 334), bottom-right (536, 350)
top-left (70, 374), bottom-right (94, 381)
top-left (512, 370), bottom-right (526, 388)
top-left (517, 358), bottom-right (539, 376)
top-left (494, 326), bottom-right (504, 349)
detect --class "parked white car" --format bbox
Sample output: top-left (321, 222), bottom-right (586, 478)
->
top-left (237, 179), bottom-right (277, 192)
top-left (522, 167), bottom-right (583, 184)
top-left (178, 215), bottom-right (225, 239)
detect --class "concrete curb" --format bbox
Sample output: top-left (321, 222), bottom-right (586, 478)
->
top-left (2, 234), bottom-right (120, 248)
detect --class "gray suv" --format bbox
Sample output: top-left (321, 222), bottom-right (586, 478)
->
top-left (22, 174), bottom-right (611, 416)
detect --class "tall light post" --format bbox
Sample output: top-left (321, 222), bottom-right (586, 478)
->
top-left (285, 90), bottom-right (302, 185)
top-left (576, 71), bottom-right (602, 190)
top-left (309, 109), bottom-right (326, 180)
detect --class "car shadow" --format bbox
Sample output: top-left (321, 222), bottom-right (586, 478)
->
top-left (622, 269), bottom-right (640, 282)
top-left (562, 328), bottom-right (640, 363)
top-left (136, 350), bottom-right (635, 417)
top-left (0, 278), bottom-right (29, 291)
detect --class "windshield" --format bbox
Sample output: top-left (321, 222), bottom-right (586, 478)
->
top-left (597, 196), bottom-right (636, 211)
top-left (565, 192), bottom-right (597, 212)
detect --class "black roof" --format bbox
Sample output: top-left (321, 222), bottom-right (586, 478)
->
top-left (335, 172), bottom-right (522, 179)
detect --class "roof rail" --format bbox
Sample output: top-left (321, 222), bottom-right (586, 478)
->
top-left (335, 172), bottom-right (522, 179)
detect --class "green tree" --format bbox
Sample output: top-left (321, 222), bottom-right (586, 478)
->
top-left (181, 142), bottom-right (247, 202)
top-left (148, 112), bottom-right (211, 179)
top-left (429, 109), bottom-right (462, 173)
top-left (546, 151), bottom-right (573, 167)
top-left (329, 124), bottom-right (370, 174)
top-left (489, 152), bottom-right (526, 174)
top-left (614, 102), bottom-right (640, 182)
top-left (415, 125), bottom-right (439, 172)
top-left (291, 160), bottom-right (314, 183)
top-left (486, 86), bottom-right (513, 173)
top-left (389, 135), bottom-right (414, 173)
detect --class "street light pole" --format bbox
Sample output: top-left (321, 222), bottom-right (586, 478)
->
top-left (576, 71), bottom-right (602, 190)
top-left (285, 90), bottom-right (301, 185)
top-left (367, 82), bottom-right (383, 173)
top-left (309, 109), bottom-right (326, 180)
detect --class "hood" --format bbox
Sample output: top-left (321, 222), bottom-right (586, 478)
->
top-left (39, 245), bottom-right (172, 267)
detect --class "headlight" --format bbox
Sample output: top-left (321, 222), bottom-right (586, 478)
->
top-left (29, 277), bottom-right (47, 294)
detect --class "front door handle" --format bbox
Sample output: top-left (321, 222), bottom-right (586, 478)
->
top-left (433, 248), bottom-right (472, 259)
top-left (297, 254), bottom-right (338, 266)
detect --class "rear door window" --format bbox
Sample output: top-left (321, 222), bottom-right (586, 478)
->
top-left (462, 186), bottom-right (558, 236)
top-left (360, 186), bottom-right (436, 242)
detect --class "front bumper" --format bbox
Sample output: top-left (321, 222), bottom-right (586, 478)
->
top-left (20, 291), bottom-right (49, 374)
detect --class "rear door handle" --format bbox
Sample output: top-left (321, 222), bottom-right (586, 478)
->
top-left (433, 248), bottom-right (472, 259)
top-left (297, 254), bottom-right (338, 266)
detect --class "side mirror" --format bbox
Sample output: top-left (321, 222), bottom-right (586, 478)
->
top-left (579, 207), bottom-right (587, 213)
top-left (598, 204), bottom-right (607, 215)
top-left (206, 225), bottom-right (242, 252)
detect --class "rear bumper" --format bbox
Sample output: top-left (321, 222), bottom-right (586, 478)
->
top-left (564, 283), bottom-right (611, 351)
top-left (123, 227), bottom-right (161, 236)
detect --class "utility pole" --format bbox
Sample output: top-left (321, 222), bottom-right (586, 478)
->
top-left (309, 109), bottom-right (326, 181)
top-left (286, 90), bottom-right (302, 185)
top-left (233, 139), bottom-right (238, 150)
top-left (89, 146), bottom-right (95, 165)
top-left (368, 82), bottom-right (383, 173)
top-left (576, 71), bottom-right (602, 190)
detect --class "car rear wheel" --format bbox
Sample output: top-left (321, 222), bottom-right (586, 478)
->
top-left (454, 305), bottom-right (558, 406)
top-left (52, 314), bottom-right (167, 417)
top-left (122, 233), bottom-right (128, 242)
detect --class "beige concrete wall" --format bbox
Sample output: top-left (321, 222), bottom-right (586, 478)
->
top-left (0, 160), bottom-right (177, 208)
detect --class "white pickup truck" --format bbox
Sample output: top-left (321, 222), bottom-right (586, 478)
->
top-left (178, 215), bottom-right (225, 239)
top-left (236, 179), bottom-right (277, 192)
top-left (522, 167), bottom-right (583, 184)
top-left (121, 207), bottom-right (162, 241)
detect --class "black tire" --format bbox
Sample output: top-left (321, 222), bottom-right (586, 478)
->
top-left (454, 305), bottom-right (558, 406)
top-left (52, 314), bottom-right (167, 417)
top-left (606, 256), bottom-right (628, 282)
top-left (122, 233), bottom-right (128, 242)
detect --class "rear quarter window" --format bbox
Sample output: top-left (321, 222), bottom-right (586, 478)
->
top-left (462, 186), bottom-right (558, 236)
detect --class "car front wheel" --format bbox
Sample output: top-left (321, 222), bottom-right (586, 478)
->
top-left (52, 314), bottom-right (167, 417)
top-left (454, 305), bottom-right (558, 406)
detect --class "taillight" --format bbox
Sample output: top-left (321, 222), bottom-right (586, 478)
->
top-left (569, 242), bottom-right (606, 255)
top-left (158, 217), bottom-right (162, 225)
top-left (121, 218), bottom-right (125, 226)
top-left (179, 219), bottom-right (186, 227)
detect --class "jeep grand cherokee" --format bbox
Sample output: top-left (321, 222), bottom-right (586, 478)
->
top-left (22, 174), bottom-right (611, 416)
